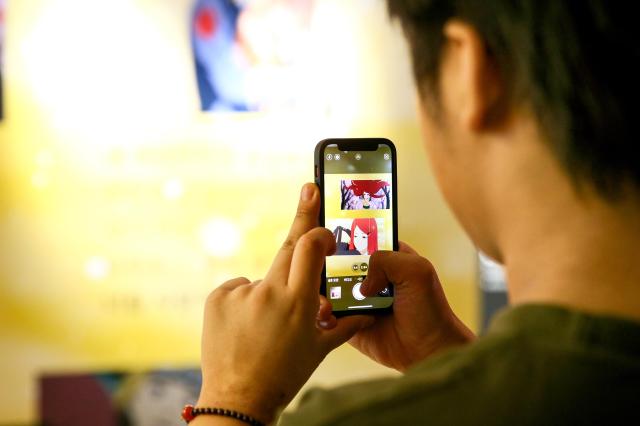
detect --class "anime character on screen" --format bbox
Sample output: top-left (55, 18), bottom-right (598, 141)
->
top-left (332, 218), bottom-right (379, 256)
top-left (361, 192), bottom-right (372, 209)
top-left (341, 180), bottom-right (391, 210)
top-left (349, 218), bottom-right (378, 256)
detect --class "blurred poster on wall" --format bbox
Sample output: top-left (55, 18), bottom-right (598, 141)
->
top-left (40, 369), bottom-right (201, 426)
top-left (191, 0), bottom-right (315, 112)
top-left (0, 0), bottom-right (5, 120)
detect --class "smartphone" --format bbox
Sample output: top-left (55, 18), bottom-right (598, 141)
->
top-left (314, 138), bottom-right (398, 316)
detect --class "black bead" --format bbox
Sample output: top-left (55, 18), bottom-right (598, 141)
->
top-left (187, 406), bottom-right (264, 426)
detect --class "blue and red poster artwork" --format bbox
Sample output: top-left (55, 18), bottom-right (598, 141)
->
top-left (191, 0), bottom-right (315, 113)
top-left (191, 0), bottom-right (253, 112)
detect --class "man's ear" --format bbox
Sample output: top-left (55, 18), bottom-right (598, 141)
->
top-left (441, 19), bottom-right (502, 131)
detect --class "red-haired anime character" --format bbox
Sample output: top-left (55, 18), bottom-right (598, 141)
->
top-left (348, 218), bottom-right (378, 255)
top-left (341, 180), bottom-right (391, 210)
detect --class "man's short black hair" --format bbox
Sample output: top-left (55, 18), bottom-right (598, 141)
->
top-left (387, 0), bottom-right (640, 198)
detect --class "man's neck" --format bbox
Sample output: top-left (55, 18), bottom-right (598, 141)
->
top-left (494, 141), bottom-right (640, 322)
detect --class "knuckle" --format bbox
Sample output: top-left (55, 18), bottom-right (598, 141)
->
top-left (281, 236), bottom-right (297, 252)
top-left (368, 250), bottom-right (383, 263)
top-left (295, 204), bottom-right (312, 219)
top-left (296, 232), bottom-right (324, 252)
top-left (291, 297), bottom-right (313, 319)
top-left (313, 226), bottom-right (335, 243)
top-left (319, 227), bottom-right (335, 241)
top-left (418, 255), bottom-right (435, 271)
top-left (251, 286), bottom-right (273, 305)
top-left (416, 256), bottom-right (437, 280)
top-left (236, 284), bottom-right (253, 298)
top-left (206, 288), bottom-right (222, 304)
top-left (368, 250), bottom-right (387, 269)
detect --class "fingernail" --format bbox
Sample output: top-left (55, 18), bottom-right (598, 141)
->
top-left (301, 184), bottom-right (314, 201)
top-left (318, 320), bottom-right (330, 328)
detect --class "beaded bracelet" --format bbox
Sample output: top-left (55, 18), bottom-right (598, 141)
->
top-left (182, 404), bottom-right (265, 426)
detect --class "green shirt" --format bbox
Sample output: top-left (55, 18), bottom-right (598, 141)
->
top-left (280, 304), bottom-right (640, 425)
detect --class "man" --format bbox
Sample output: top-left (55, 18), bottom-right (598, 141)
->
top-left (190, 1), bottom-right (640, 424)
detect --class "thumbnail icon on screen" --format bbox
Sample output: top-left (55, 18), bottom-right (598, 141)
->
top-left (329, 286), bottom-right (342, 300)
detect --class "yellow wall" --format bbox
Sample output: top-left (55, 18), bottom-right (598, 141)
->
top-left (0, 0), bottom-right (477, 423)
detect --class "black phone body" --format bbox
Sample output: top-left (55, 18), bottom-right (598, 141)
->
top-left (314, 138), bottom-right (398, 316)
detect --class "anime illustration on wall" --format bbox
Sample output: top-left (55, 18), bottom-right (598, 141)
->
top-left (191, 0), bottom-right (314, 112)
top-left (340, 180), bottom-right (391, 210)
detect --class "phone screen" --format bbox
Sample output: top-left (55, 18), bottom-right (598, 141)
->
top-left (317, 139), bottom-right (396, 315)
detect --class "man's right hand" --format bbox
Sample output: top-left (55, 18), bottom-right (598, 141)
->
top-left (335, 242), bottom-right (475, 372)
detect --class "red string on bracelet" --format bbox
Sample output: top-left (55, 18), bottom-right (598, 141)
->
top-left (182, 404), bottom-right (265, 426)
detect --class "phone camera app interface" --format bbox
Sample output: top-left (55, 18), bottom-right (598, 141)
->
top-left (323, 144), bottom-right (394, 312)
